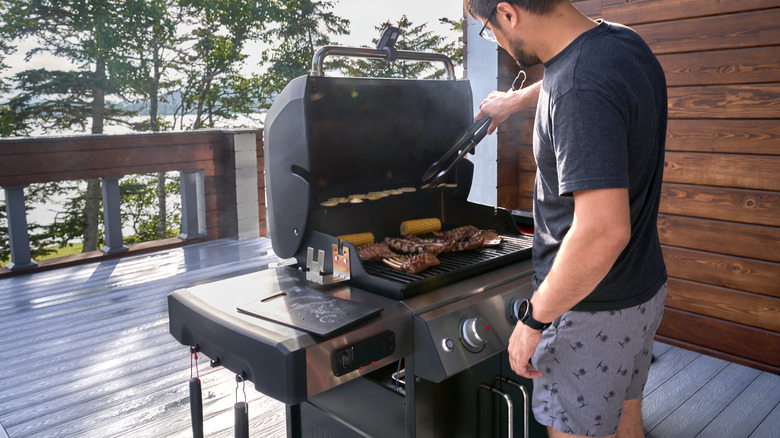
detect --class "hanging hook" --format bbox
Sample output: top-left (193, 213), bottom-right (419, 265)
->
top-left (234, 374), bottom-right (249, 438)
top-left (235, 374), bottom-right (247, 406)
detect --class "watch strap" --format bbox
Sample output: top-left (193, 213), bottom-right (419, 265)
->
top-left (521, 299), bottom-right (551, 331)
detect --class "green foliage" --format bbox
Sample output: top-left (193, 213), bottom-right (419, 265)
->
top-left (0, 0), bottom-right (163, 134)
top-left (0, 104), bottom-right (15, 137)
top-left (0, 174), bottom-right (181, 265)
top-left (8, 69), bottom-right (136, 135)
top-left (0, 184), bottom-right (67, 264)
top-left (119, 173), bottom-right (181, 244)
top-left (169, 0), bottom-right (276, 129)
top-left (258, 0), bottom-right (350, 104)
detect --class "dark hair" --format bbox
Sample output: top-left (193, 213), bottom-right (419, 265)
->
top-left (465, 0), bottom-right (567, 21)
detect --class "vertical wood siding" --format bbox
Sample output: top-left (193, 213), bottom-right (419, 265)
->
top-left (493, 0), bottom-right (780, 372)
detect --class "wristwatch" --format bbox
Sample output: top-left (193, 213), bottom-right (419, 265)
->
top-left (517, 298), bottom-right (551, 331)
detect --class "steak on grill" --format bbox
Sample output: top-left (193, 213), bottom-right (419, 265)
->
top-left (383, 252), bottom-right (441, 274)
top-left (385, 236), bottom-right (455, 255)
top-left (357, 242), bottom-right (398, 262)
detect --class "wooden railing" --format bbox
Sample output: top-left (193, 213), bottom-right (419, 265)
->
top-left (0, 129), bottom-right (266, 274)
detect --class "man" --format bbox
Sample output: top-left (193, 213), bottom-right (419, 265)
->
top-left (465, 1), bottom-right (668, 437)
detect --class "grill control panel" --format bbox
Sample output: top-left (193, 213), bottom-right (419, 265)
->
top-left (332, 331), bottom-right (396, 377)
top-left (412, 270), bottom-right (535, 383)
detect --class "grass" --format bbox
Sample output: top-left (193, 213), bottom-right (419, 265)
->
top-left (1, 243), bottom-right (84, 268)
top-left (39, 243), bottom-right (84, 260)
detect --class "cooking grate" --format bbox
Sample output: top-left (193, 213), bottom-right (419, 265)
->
top-left (359, 234), bottom-right (533, 297)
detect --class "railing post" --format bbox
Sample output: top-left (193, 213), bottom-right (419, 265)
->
top-left (100, 177), bottom-right (128, 254)
top-left (2, 185), bottom-right (37, 270)
top-left (179, 170), bottom-right (206, 240)
top-left (233, 132), bottom-right (260, 240)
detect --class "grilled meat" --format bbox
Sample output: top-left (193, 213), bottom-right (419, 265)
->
top-left (434, 225), bottom-right (479, 242)
top-left (453, 235), bottom-right (484, 252)
top-left (475, 229), bottom-right (502, 246)
top-left (385, 236), bottom-right (427, 254)
top-left (373, 227), bottom-right (503, 274)
top-left (383, 252), bottom-right (440, 274)
top-left (385, 236), bottom-right (455, 255)
top-left (357, 242), bottom-right (398, 262)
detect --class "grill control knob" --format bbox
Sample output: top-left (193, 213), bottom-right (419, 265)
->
top-left (460, 317), bottom-right (490, 351)
top-left (509, 298), bottom-right (522, 323)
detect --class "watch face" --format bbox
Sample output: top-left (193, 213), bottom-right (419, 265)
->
top-left (518, 299), bottom-right (529, 321)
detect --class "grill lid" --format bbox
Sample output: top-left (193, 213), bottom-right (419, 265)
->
top-left (264, 74), bottom-right (474, 260)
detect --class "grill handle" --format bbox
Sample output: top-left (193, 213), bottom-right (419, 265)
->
top-left (311, 46), bottom-right (456, 80)
top-left (495, 376), bottom-right (530, 438)
top-left (479, 384), bottom-right (514, 438)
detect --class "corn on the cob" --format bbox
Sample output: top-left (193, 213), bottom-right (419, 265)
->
top-left (400, 218), bottom-right (441, 236)
top-left (337, 232), bottom-right (375, 247)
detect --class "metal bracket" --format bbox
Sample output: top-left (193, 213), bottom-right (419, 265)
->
top-left (332, 243), bottom-right (351, 281)
top-left (305, 244), bottom-right (351, 284)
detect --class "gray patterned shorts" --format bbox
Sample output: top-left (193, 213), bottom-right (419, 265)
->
top-left (531, 283), bottom-right (667, 437)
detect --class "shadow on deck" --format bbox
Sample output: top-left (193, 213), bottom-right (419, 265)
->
top-left (0, 238), bottom-right (777, 437)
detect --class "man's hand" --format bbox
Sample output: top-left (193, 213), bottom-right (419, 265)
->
top-left (475, 81), bottom-right (542, 134)
top-left (507, 321), bottom-right (544, 378)
top-left (476, 91), bottom-right (514, 134)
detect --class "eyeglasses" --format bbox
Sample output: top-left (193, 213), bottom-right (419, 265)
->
top-left (479, 9), bottom-right (497, 43)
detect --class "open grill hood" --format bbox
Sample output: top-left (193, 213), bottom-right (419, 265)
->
top-left (263, 73), bottom-right (530, 299)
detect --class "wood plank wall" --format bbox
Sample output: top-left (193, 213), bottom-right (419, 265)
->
top-left (492, 0), bottom-right (780, 373)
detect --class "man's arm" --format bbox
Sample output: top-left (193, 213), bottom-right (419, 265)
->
top-left (475, 80), bottom-right (542, 134)
top-left (508, 187), bottom-right (631, 378)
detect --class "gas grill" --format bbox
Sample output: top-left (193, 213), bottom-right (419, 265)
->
top-left (168, 43), bottom-right (544, 437)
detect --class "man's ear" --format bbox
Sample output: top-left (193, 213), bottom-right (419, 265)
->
top-left (495, 2), bottom-right (521, 29)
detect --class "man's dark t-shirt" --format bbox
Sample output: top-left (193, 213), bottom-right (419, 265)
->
top-left (532, 20), bottom-right (668, 311)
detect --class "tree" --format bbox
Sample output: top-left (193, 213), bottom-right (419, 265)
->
top-left (0, 31), bottom-right (15, 137)
top-left (119, 174), bottom-right (181, 244)
top-left (0, 0), bottom-right (163, 251)
top-left (336, 15), bottom-right (463, 80)
top-left (258, 0), bottom-right (350, 105)
top-left (170, 0), bottom-right (275, 129)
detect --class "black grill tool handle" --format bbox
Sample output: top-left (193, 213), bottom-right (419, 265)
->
top-left (189, 377), bottom-right (204, 438)
top-left (421, 116), bottom-right (492, 187)
top-left (234, 402), bottom-right (249, 438)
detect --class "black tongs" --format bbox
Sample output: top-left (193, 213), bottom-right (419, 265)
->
top-left (421, 116), bottom-right (492, 187)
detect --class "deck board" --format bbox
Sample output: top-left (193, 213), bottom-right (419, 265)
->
top-left (750, 400), bottom-right (780, 438)
top-left (697, 371), bottom-right (780, 438)
top-left (647, 363), bottom-right (762, 437)
top-left (0, 238), bottom-right (285, 438)
top-left (0, 237), bottom-right (777, 437)
top-left (643, 353), bottom-right (731, 431)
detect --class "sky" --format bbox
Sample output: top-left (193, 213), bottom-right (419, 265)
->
top-left (331, 0), bottom-right (463, 46)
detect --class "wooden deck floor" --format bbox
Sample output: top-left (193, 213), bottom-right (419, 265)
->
top-left (0, 238), bottom-right (777, 438)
